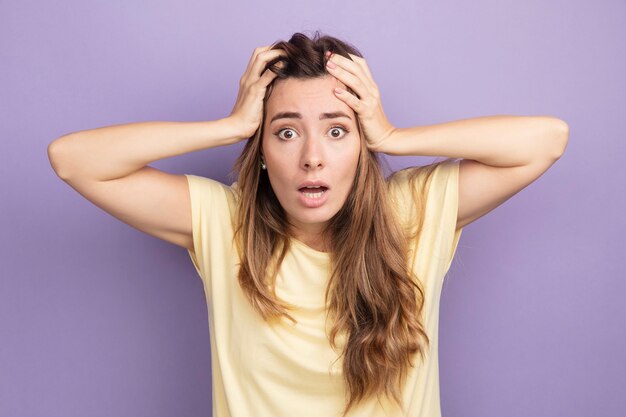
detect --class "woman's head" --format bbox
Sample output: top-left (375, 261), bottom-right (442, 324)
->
top-left (237, 31), bottom-right (369, 245)
top-left (232, 31), bottom-right (431, 417)
top-left (261, 75), bottom-right (361, 243)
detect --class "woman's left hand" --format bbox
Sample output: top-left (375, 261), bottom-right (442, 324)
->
top-left (325, 51), bottom-right (396, 152)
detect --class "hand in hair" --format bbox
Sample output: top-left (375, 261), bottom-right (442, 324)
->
top-left (228, 45), bottom-right (287, 139)
top-left (325, 51), bottom-right (397, 153)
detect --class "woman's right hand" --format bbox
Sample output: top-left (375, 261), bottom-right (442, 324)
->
top-left (228, 45), bottom-right (287, 140)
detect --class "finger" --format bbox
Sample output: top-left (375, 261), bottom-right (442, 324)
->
top-left (326, 60), bottom-right (367, 101)
top-left (328, 53), bottom-right (375, 91)
top-left (241, 45), bottom-right (274, 82)
top-left (252, 48), bottom-right (287, 78)
top-left (348, 53), bottom-right (375, 82)
top-left (257, 64), bottom-right (281, 88)
top-left (333, 86), bottom-right (362, 113)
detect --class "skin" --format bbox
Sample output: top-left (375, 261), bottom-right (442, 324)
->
top-left (261, 75), bottom-right (361, 252)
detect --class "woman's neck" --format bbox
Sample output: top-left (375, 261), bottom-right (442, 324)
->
top-left (291, 227), bottom-right (330, 253)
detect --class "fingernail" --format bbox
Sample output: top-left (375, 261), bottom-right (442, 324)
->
top-left (326, 60), bottom-right (336, 69)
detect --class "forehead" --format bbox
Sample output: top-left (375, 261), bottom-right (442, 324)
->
top-left (265, 76), bottom-right (352, 119)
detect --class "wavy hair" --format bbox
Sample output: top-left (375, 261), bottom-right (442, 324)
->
top-left (230, 30), bottom-right (443, 417)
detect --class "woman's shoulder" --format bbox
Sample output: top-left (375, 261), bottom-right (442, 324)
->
top-left (387, 158), bottom-right (459, 192)
top-left (184, 174), bottom-right (240, 215)
top-left (385, 159), bottom-right (461, 231)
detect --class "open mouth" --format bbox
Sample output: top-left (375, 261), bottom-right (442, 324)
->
top-left (298, 186), bottom-right (328, 199)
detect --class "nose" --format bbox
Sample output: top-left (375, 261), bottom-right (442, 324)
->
top-left (301, 137), bottom-right (324, 169)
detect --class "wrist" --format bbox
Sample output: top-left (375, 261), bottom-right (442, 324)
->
top-left (372, 126), bottom-right (398, 154)
top-left (220, 116), bottom-right (254, 144)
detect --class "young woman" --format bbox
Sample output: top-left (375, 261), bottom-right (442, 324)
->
top-left (48, 31), bottom-right (569, 417)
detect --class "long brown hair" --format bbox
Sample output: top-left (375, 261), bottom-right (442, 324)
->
top-left (230, 30), bottom-right (443, 416)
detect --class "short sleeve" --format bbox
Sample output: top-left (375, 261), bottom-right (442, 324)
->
top-left (184, 174), bottom-right (238, 282)
top-left (388, 159), bottom-right (464, 275)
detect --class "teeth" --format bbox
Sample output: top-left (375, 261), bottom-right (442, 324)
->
top-left (302, 190), bottom-right (325, 198)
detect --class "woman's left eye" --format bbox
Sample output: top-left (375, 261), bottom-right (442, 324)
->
top-left (328, 125), bottom-right (350, 139)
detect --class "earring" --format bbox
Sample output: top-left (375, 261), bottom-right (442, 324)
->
top-left (260, 158), bottom-right (267, 170)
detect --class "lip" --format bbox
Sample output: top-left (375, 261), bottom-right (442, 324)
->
top-left (297, 179), bottom-right (330, 190)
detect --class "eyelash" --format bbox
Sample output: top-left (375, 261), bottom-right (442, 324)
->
top-left (273, 125), bottom-right (350, 141)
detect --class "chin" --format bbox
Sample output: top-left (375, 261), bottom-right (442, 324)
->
top-left (289, 209), bottom-right (336, 225)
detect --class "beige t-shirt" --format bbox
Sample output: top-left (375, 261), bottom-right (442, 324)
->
top-left (185, 159), bottom-right (464, 417)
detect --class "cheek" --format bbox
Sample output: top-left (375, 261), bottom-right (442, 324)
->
top-left (344, 137), bottom-right (362, 170)
top-left (273, 155), bottom-right (294, 172)
top-left (266, 161), bottom-right (294, 199)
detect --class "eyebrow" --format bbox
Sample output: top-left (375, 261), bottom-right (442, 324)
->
top-left (269, 111), bottom-right (352, 124)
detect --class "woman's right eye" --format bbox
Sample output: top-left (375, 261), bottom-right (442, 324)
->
top-left (274, 128), bottom-right (297, 141)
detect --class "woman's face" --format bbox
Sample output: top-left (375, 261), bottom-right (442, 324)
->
top-left (262, 75), bottom-right (361, 240)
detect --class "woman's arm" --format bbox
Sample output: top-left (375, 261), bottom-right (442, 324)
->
top-left (376, 114), bottom-right (570, 230)
top-left (46, 117), bottom-right (249, 250)
top-left (48, 118), bottom-right (245, 182)
top-left (375, 115), bottom-right (569, 167)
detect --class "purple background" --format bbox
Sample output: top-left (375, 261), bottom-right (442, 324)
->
top-left (2, 0), bottom-right (624, 416)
